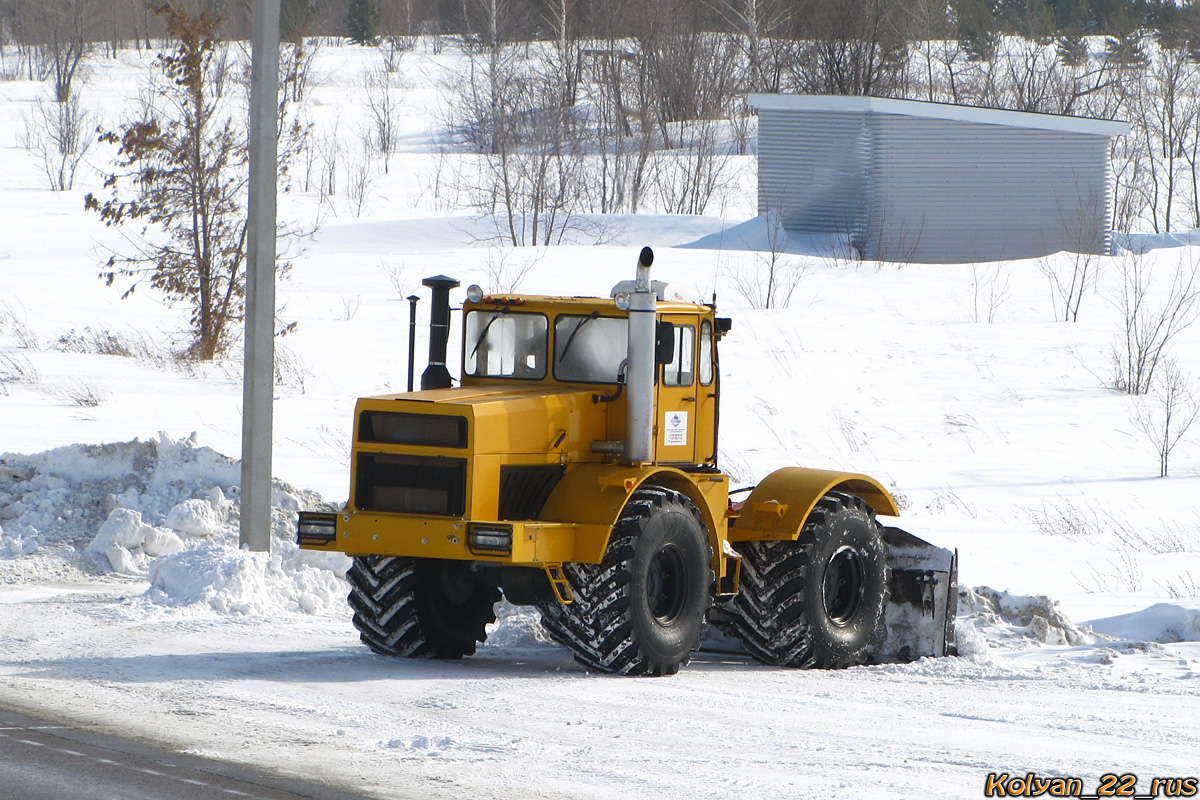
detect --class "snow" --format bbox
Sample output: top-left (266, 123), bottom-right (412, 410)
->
top-left (2, 40), bottom-right (1200, 799)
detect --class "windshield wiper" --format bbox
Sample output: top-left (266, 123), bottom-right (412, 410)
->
top-left (470, 309), bottom-right (508, 358)
top-left (558, 311), bottom-right (600, 362)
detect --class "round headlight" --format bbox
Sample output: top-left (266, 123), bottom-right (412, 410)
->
top-left (614, 291), bottom-right (631, 311)
top-left (466, 284), bottom-right (484, 303)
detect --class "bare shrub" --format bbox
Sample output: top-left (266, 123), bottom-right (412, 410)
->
top-left (0, 302), bottom-right (39, 349)
top-left (341, 295), bottom-right (363, 321)
top-left (648, 117), bottom-right (735, 216)
top-left (1028, 499), bottom-right (1199, 553)
top-left (274, 343), bottom-right (308, 391)
top-left (380, 261), bottom-right (414, 298)
top-left (485, 247), bottom-right (539, 293)
top-left (363, 61), bottom-right (402, 172)
top-left (0, 353), bottom-right (40, 386)
top-left (721, 210), bottom-right (806, 309)
top-left (1038, 251), bottom-right (1099, 323)
top-left (1160, 571), bottom-right (1199, 600)
top-left (21, 92), bottom-right (97, 191)
top-left (345, 141), bottom-right (377, 217)
top-left (62, 381), bottom-right (107, 407)
top-left (52, 327), bottom-right (147, 357)
top-left (1109, 252), bottom-right (1200, 394)
top-left (970, 262), bottom-right (1012, 323)
top-left (1130, 359), bottom-right (1200, 478)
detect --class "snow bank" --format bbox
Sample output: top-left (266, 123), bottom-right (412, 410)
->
top-left (1, 435), bottom-right (350, 617)
top-left (1086, 603), bottom-right (1200, 644)
top-left (146, 540), bottom-right (349, 616)
top-left (1113, 228), bottom-right (1200, 254)
top-left (678, 214), bottom-right (856, 258)
top-left (0, 432), bottom-right (241, 553)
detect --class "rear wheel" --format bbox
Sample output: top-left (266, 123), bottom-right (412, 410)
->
top-left (538, 488), bottom-right (713, 676)
top-left (348, 556), bottom-right (500, 659)
top-left (715, 491), bottom-right (887, 668)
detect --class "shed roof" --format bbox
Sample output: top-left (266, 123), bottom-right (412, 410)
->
top-left (747, 94), bottom-right (1130, 138)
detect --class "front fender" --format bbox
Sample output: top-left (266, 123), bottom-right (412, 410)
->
top-left (729, 467), bottom-right (899, 542)
top-left (539, 464), bottom-right (726, 565)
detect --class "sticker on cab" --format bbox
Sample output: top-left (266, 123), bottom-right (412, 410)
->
top-left (664, 411), bottom-right (688, 446)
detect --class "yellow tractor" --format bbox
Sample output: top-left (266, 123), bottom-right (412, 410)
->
top-left (297, 248), bottom-right (957, 675)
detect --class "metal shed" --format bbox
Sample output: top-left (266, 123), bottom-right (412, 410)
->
top-left (747, 94), bottom-right (1130, 263)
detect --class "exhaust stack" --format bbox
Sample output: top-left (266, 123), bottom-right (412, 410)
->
top-left (420, 275), bottom-right (460, 390)
top-left (625, 247), bottom-right (656, 463)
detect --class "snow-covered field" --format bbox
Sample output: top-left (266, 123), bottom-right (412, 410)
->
top-left (2, 41), bottom-right (1200, 799)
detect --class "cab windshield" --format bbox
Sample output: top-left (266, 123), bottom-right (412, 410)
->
top-left (464, 310), bottom-right (548, 380)
top-left (554, 315), bottom-right (628, 384)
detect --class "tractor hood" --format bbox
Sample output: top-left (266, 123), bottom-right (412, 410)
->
top-left (358, 385), bottom-right (610, 458)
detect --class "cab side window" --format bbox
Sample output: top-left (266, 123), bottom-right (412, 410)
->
top-left (664, 324), bottom-right (695, 386)
top-left (699, 319), bottom-right (714, 386)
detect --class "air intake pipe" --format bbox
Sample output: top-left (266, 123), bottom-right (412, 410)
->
top-left (625, 247), bottom-right (656, 463)
top-left (420, 275), bottom-right (460, 390)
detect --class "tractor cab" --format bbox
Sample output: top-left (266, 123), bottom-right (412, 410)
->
top-left (459, 284), bottom-right (724, 468)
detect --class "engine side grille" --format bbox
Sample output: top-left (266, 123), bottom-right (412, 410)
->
top-left (498, 465), bottom-right (566, 521)
top-left (355, 453), bottom-right (466, 516)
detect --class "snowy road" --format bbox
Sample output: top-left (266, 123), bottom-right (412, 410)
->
top-left (1, 583), bottom-right (1198, 800)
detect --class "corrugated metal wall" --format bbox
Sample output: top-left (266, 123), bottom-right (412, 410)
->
top-left (757, 111), bottom-right (869, 243)
top-left (755, 104), bottom-right (1117, 264)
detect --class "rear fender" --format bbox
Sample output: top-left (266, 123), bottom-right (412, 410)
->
top-left (729, 466), bottom-right (900, 541)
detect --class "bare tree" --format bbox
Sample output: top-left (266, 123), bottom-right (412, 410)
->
top-left (704, 0), bottom-right (792, 93)
top-left (84, 1), bottom-right (305, 360)
top-left (364, 60), bottom-right (402, 172)
top-left (1131, 359), bottom-right (1200, 477)
top-left (1125, 45), bottom-right (1199, 233)
top-left (1109, 252), bottom-right (1200, 395)
top-left (788, 0), bottom-right (908, 97)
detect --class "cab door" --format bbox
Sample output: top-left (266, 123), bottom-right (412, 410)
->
top-left (655, 315), bottom-right (698, 464)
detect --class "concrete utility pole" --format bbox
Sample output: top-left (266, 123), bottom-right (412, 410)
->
top-left (240, 0), bottom-right (280, 552)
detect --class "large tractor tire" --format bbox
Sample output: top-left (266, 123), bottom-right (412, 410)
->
top-left (716, 491), bottom-right (887, 669)
top-left (538, 488), bottom-right (713, 676)
top-left (348, 556), bottom-right (500, 659)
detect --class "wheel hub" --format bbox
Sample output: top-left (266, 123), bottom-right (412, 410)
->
top-left (823, 546), bottom-right (865, 626)
top-left (646, 544), bottom-right (688, 625)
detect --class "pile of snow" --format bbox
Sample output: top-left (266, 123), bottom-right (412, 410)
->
top-left (1087, 603), bottom-right (1200, 644)
top-left (146, 540), bottom-right (349, 616)
top-left (1, 435), bottom-right (350, 617)
top-left (86, 506), bottom-right (186, 574)
top-left (484, 600), bottom-right (556, 648)
top-left (957, 586), bottom-right (1097, 656)
top-left (0, 432), bottom-right (241, 555)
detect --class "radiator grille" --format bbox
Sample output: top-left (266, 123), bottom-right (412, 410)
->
top-left (355, 453), bottom-right (466, 516)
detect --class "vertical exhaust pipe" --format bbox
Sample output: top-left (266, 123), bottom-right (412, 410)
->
top-left (406, 293), bottom-right (420, 392)
top-left (420, 275), bottom-right (460, 390)
top-left (625, 247), bottom-right (656, 463)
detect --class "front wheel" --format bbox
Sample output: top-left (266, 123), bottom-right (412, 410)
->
top-left (538, 488), bottom-right (714, 676)
top-left (348, 556), bottom-right (500, 659)
top-left (716, 491), bottom-right (887, 669)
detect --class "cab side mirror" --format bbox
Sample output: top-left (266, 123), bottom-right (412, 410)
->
top-left (655, 321), bottom-right (675, 365)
